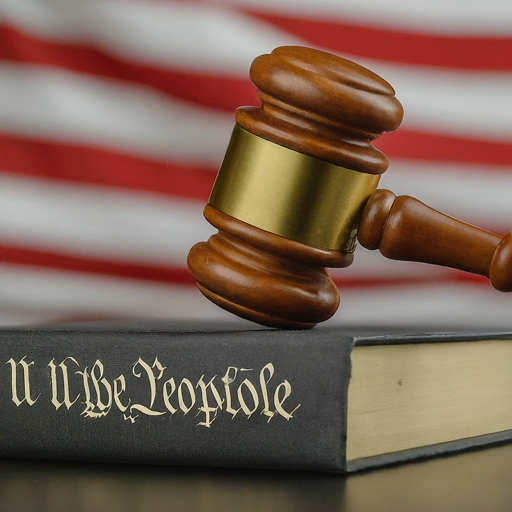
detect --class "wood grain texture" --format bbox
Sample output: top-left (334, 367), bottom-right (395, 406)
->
top-left (187, 205), bottom-right (346, 328)
top-left (236, 46), bottom-right (403, 174)
top-left (358, 190), bottom-right (512, 291)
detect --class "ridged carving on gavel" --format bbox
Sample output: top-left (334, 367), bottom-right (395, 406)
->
top-left (187, 46), bottom-right (512, 329)
top-left (237, 46), bottom-right (403, 174)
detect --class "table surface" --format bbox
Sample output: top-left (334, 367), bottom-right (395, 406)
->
top-left (1, 443), bottom-right (512, 512)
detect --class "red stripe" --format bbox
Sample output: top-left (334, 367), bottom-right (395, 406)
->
top-left (0, 24), bottom-right (259, 113)
top-left (244, 10), bottom-right (512, 71)
top-left (0, 244), bottom-right (492, 289)
top-left (375, 129), bottom-right (512, 168)
top-left (1, 129), bottom-right (510, 203)
top-left (0, 245), bottom-right (196, 284)
top-left (0, 134), bottom-right (216, 200)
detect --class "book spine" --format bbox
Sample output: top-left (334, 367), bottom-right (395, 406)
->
top-left (0, 329), bottom-right (352, 471)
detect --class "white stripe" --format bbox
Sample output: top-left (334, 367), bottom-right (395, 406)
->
top-left (383, 160), bottom-right (512, 232)
top-left (219, 0), bottom-right (512, 35)
top-left (0, 308), bottom-right (64, 326)
top-left (0, 63), bottom-right (233, 165)
top-left (0, 265), bottom-right (510, 329)
top-left (0, 167), bottom-right (510, 270)
top-left (0, 264), bottom-right (248, 323)
top-left (0, 0), bottom-right (297, 73)
top-left (330, 249), bottom-right (454, 280)
top-left (0, 62), bottom-right (511, 166)
top-left (330, 283), bottom-right (512, 328)
top-left (1, 0), bottom-right (510, 63)
top-left (366, 62), bottom-right (512, 142)
top-left (0, 173), bottom-right (214, 265)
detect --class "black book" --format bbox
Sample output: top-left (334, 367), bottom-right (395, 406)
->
top-left (1, 321), bottom-right (512, 472)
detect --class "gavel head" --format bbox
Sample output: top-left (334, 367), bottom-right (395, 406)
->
top-left (187, 46), bottom-right (403, 329)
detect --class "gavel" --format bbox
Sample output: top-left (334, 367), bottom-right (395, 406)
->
top-left (187, 46), bottom-right (512, 329)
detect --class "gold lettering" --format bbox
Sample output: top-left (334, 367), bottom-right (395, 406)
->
top-left (48, 357), bottom-right (80, 411)
top-left (221, 367), bottom-right (240, 418)
top-left (237, 379), bottom-right (259, 418)
top-left (3, 356), bottom-right (299, 426)
top-left (178, 378), bottom-right (195, 415)
top-left (274, 380), bottom-right (300, 421)
top-left (259, 363), bottom-right (275, 422)
top-left (130, 357), bottom-right (166, 416)
top-left (77, 361), bottom-right (112, 418)
top-left (91, 360), bottom-right (112, 415)
top-left (113, 375), bottom-right (130, 413)
top-left (163, 377), bottom-right (177, 414)
top-left (76, 367), bottom-right (93, 417)
top-left (196, 375), bottom-right (224, 427)
top-left (6, 357), bottom-right (40, 407)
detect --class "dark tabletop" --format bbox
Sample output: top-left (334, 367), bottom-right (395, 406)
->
top-left (1, 443), bottom-right (511, 512)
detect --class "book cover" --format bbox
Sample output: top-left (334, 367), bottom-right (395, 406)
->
top-left (1, 322), bottom-right (511, 472)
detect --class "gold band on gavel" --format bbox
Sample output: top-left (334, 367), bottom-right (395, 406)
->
top-left (208, 125), bottom-right (380, 252)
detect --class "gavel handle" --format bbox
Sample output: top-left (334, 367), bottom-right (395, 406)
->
top-left (357, 189), bottom-right (512, 292)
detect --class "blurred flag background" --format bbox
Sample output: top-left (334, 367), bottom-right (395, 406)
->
top-left (0, 0), bottom-right (511, 328)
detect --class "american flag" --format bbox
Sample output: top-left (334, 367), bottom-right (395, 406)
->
top-left (1, 0), bottom-right (511, 328)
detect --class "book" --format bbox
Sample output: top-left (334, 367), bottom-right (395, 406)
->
top-left (1, 321), bottom-right (512, 472)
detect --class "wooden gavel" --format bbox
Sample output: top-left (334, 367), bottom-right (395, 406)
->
top-left (187, 46), bottom-right (512, 329)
